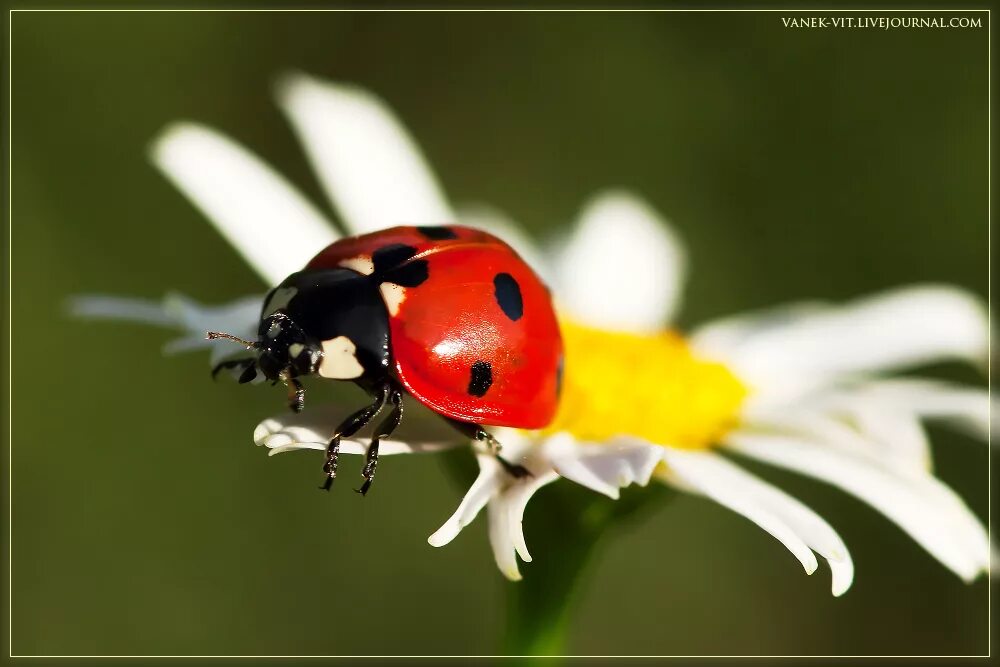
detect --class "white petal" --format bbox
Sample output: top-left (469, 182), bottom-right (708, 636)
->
top-left (430, 431), bottom-right (559, 574)
top-left (692, 286), bottom-right (988, 402)
top-left (747, 379), bottom-right (989, 471)
top-left (428, 455), bottom-right (505, 548)
top-left (544, 433), bottom-right (662, 499)
top-left (253, 411), bottom-right (455, 455)
top-left (829, 398), bottom-right (933, 473)
top-left (151, 123), bottom-right (338, 285)
top-left (689, 302), bottom-right (828, 358)
top-left (264, 437), bottom-right (422, 457)
top-left (658, 448), bottom-right (819, 578)
top-left (69, 295), bottom-right (180, 327)
top-left (738, 416), bottom-right (987, 558)
top-left (488, 489), bottom-right (523, 581)
top-left (490, 428), bottom-right (537, 462)
top-left (665, 447), bottom-right (854, 595)
top-left (856, 379), bottom-right (991, 442)
top-left (554, 191), bottom-right (687, 332)
top-left (503, 469), bottom-right (561, 563)
top-left (276, 73), bottom-right (454, 234)
top-left (70, 293), bottom-right (263, 365)
top-left (725, 432), bottom-right (989, 581)
top-left (741, 409), bottom-right (876, 461)
top-left (162, 293), bottom-right (261, 334)
top-left (492, 432), bottom-right (658, 567)
top-left (455, 203), bottom-right (552, 284)
top-left (162, 293), bottom-right (262, 363)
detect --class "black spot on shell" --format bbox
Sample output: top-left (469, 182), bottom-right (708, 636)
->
top-left (416, 225), bottom-right (458, 240)
top-left (493, 273), bottom-right (523, 321)
top-left (372, 244), bottom-right (418, 274)
top-left (383, 259), bottom-right (429, 287)
top-left (467, 360), bottom-right (493, 397)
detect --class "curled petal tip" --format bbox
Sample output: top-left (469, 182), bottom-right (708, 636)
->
top-left (148, 120), bottom-right (188, 156)
top-left (272, 70), bottom-right (306, 99)
top-left (427, 524), bottom-right (460, 548)
top-left (149, 121), bottom-right (217, 169)
top-left (252, 422), bottom-right (273, 445)
top-left (955, 568), bottom-right (980, 584)
top-left (263, 434), bottom-right (293, 449)
top-left (273, 71), bottom-right (337, 106)
top-left (832, 579), bottom-right (852, 597)
top-left (266, 444), bottom-right (302, 457)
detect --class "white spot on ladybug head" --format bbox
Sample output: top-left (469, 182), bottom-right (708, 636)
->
top-left (264, 286), bottom-right (298, 317)
top-left (288, 342), bottom-right (305, 358)
top-left (318, 336), bottom-right (365, 380)
top-left (338, 255), bottom-right (375, 276)
top-left (267, 321), bottom-right (283, 339)
top-left (379, 282), bottom-right (407, 316)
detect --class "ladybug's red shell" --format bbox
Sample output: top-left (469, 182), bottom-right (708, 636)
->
top-left (306, 225), bottom-right (563, 429)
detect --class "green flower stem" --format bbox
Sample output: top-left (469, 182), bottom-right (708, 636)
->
top-left (501, 489), bottom-right (601, 656)
top-left (502, 482), bottom-right (675, 656)
top-left (439, 447), bottom-right (674, 657)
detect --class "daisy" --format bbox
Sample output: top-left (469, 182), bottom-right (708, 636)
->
top-left (74, 73), bottom-right (990, 594)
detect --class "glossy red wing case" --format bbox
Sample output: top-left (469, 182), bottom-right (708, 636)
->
top-left (305, 226), bottom-right (563, 428)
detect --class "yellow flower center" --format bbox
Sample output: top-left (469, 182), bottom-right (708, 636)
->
top-left (544, 320), bottom-right (748, 448)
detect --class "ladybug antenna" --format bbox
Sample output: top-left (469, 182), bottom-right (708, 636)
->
top-left (206, 331), bottom-right (259, 350)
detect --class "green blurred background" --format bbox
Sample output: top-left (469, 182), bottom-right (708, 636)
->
top-left (10, 10), bottom-right (989, 656)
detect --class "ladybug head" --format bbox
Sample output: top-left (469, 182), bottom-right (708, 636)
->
top-left (254, 311), bottom-right (323, 382)
top-left (209, 268), bottom-right (392, 387)
top-left (206, 312), bottom-right (323, 388)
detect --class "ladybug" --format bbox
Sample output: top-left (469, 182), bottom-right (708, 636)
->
top-left (208, 225), bottom-right (564, 495)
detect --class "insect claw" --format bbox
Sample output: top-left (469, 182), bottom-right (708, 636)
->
top-left (496, 455), bottom-right (533, 479)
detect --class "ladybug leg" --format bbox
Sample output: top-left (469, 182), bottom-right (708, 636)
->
top-left (494, 453), bottom-right (533, 480)
top-left (285, 377), bottom-right (305, 413)
top-left (444, 419), bottom-right (533, 479)
top-left (320, 383), bottom-right (390, 491)
top-left (356, 389), bottom-right (403, 496)
top-left (211, 357), bottom-right (257, 382)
